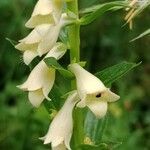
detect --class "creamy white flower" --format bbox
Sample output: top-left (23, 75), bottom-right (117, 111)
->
top-left (15, 13), bottom-right (70, 65)
top-left (40, 91), bottom-right (80, 150)
top-left (69, 63), bottom-right (120, 118)
top-left (17, 43), bottom-right (67, 107)
top-left (25, 0), bottom-right (64, 28)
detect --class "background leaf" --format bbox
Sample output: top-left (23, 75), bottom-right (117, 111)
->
top-left (95, 61), bottom-right (141, 86)
top-left (80, 1), bottom-right (128, 25)
top-left (131, 28), bottom-right (150, 42)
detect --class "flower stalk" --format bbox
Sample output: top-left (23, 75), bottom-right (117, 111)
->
top-left (67, 0), bottom-right (80, 62)
top-left (67, 0), bottom-right (84, 148)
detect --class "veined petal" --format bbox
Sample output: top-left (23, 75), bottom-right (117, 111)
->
top-left (41, 91), bottom-right (80, 149)
top-left (87, 101), bottom-right (108, 118)
top-left (37, 13), bottom-right (72, 56)
top-left (28, 89), bottom-right (45, 107)
top-left (25, 0), bottom-right (54, 28)
top-left (17, 61), bottom-right (55, 107)
top-left (102, 88), bottom-right (120, 102)
top-left (19, 24), bottom-right (51, 44)
top-left (31, 0), bottom-right (53, 16)
top-left (15, 42), bottom-right (38, 51)
top-left (18, 61), bottom-right (55, 91)
top-left (26, 15), bottom-right (54, 29)
top-left (37, 24), bottom-right (61, 56)
top-left (52, 0), bottom-right (64, 24)
top-left (69, 63), bottom-right (120, 118)
top-left (69, 63), bottom-right (106, 100)
top-left (23, 50), bottom-right (38, 65)
top-left (64, 132), bottom-right (72, 150)
top-left (45, 42), bottom-right (67, 60)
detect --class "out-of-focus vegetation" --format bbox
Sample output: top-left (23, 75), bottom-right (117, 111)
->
top-left (0, 0), bottom-right (149, 150)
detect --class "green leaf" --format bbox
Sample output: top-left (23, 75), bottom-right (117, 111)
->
top-left (80, 1), bottom-right (128, 25)
top-left (95, 61), bottom-right (141, 86)
top-left (131, 28), bottom-right (150, 42)
top-left (44, 57), bottom-right (73, 78)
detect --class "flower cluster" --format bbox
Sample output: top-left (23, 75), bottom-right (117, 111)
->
top-left (15, 0), bottom-right (120, 150)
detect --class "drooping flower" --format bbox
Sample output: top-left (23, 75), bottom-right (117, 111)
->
top-left (15, 13), bottom-right (69, 65)
top-left (69, 63), bottom-right (120, 118)
top-left (40, 91), bottom-right (80, 150)
top-left (17, 43), bottom-right (67, 107)
top-left (25, 0), bottom-right (64, 28)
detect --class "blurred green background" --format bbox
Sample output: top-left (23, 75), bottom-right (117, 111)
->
top-left (0, 0), bottom-right (149, 150)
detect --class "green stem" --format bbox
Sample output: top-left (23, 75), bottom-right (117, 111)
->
top-left (67, 0), bottom-right (84, 148)
top-left (67, 0), bottom-right (80, 62)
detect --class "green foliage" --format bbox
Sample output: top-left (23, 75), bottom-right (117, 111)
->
top-left (44, 57), bottom-right (73, 78)
top-left (80, 1), bottom-right (128, 25)
top-left (95, 61), bottom-right (141, 86)
top-left (131, 28), bottom-right (150, 42)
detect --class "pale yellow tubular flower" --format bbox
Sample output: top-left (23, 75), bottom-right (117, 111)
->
top-left (15, 24), bottom-right (51, 65)
top-left (40, 91), bottom-right (80, 150)
top-left (25, 0), bottom-right (64, 28)
top-left (69, 63), bottom-right (120, 118)
top-left (25, 0), bottom-right (53, 28)
top-left (17, 43), bottom-right (67, 107)
top-left (52, 0), bottom-right (64, 24)
top-left (37, 13), bottom-right (70, 56)
top-left (15, 13), bottom-right (71, 65)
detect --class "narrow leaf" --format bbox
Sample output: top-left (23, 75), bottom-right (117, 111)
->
top-left (128, 0), bottom-right (150, 23)
top-left (80, 1), bottom-right (128, 25)
top-left (131, 28), bottom-right (150, 42)
top-left (95, 61), bottom-right (141, 86)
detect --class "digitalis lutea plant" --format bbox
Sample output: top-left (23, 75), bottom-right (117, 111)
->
top-left (15, 0), bottom-right (122, 149)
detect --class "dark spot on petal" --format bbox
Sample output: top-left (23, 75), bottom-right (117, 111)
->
top-left (96, 93), bottom-right (101, 98)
